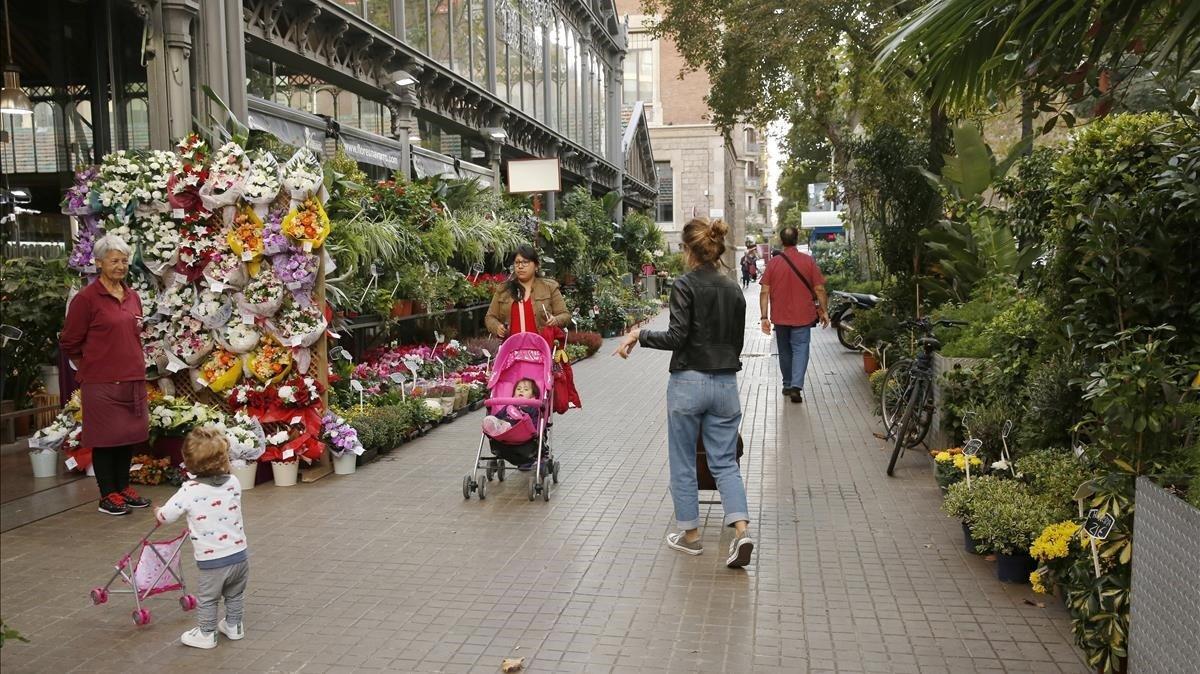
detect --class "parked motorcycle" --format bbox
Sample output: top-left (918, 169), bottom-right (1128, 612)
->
top-left (829, 290), bottom-right (879, 351)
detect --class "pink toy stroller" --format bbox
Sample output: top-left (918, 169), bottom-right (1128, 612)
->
top-left (464, 331), bottom-right (561, 502)
top-left (90, 522), bottom-right (197, 626)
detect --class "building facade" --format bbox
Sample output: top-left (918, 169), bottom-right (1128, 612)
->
top-left (2, 0), bottom-right (656, 239)
top-left (614, 0), bottom-right (768, 267)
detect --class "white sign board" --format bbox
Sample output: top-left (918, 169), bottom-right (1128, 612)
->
top-left (507, 158), bottom-right (561, 194)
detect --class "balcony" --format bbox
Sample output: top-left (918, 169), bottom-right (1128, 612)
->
top-left (745, 140), bottom-right (761, 155)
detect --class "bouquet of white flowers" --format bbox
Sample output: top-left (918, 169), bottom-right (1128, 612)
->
top-left (243, 149), bottom-right (282, 216)
top-left (139, 213), bottom-right (181, 276)
top-left (168, 315), bottom-right (215, 367)
top-left (220, 411), bottom-right (266, 466)
top-left (202, 251), bottom-right (249, 291)
top-left (191, 289), bottom-right (234, 329)
top-left (93, 149), bottom-right (178, 221)
top-left (149, 396), bottom-right (226, 438)
top-left (156, 282), bottom-right (197, 318)
top-left (282, 148), bottom-right (327, 204)
top-left (218, 320), bottom-right (261, 354)
top-left (29, 409), bottom-right (80, 452)
top-left (141, 318), bottom-right (171, 374)
top-left (132, 149), bottom-right (178, 215)
top-left (239, 266), bottom-right (285, 317)
top-left (269, 301), bottom-right (327, 347)
top-left (199, 141), bottom-right (249, 213)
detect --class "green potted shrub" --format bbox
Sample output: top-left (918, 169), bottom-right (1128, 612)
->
top-left (1, 258), bottom-right (72, 412)
top-left (967, 479), bottom-right (1059, 582)
top-left (943, 474), bottom-right (1009, 554)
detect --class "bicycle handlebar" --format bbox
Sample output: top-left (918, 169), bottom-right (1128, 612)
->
top-left (897, 318), bottom-right (970, 331)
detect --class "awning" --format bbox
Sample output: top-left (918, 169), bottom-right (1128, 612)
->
top-left (412, 147), bottom-right (492, 186)
top-left (246, 97), bottom-right (325, 155)
top-left (339, 128), bottom-right (404, 171)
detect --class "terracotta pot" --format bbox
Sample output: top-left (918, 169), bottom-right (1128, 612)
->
top-left (863, 352), bottom-right (880, 374)
top-left (412, 301), bottom-right (428, 315)
top-left (390, 300), bottom-right (414, 318)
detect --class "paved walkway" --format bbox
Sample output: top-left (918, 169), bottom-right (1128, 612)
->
top-left (0, 287), bottom-right (1087, 673)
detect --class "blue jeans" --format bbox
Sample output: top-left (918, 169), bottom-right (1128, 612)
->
top-left (666, 371), bottom-right (749, 530)
top-left (775, 325), bottom-right (812, 390)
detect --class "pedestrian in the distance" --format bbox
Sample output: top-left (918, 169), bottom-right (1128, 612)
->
top-left (156, 426), bottom-right (250, 650)
top-left (759, 226), bottom-right (829, 404)
top-left (740, 250), bottom-right (756, 288)
top-left (59, 234), bottom-right (152, 516)
top-left (614, 218), bottom-right (754, 569)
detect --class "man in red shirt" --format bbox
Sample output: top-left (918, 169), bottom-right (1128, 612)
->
top-left (759, 226), bottom-right (829, 403)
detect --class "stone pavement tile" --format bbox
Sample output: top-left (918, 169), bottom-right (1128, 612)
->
top-left (1, 288), bottom-right (1090, 674)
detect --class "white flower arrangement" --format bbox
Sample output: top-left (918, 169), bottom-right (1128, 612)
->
top-left (132, 149), bottom-right (178, 213)
top-left (202, 251), bottom-right (249, 291)
top-left (191, 289), bottom-right (234, 329)
top-left (243, 150), bottom-right (281, 208)
top-left (220, 320), bottom-right (261, 354)
top-left (239, 267), bottom-right (285, 317)
top-left (168, 315), bottom-right (215, 366)
top-left (275, 377), bottom-right (320, 406)
top-left (266, 429), bottom-right (290, 446)
top-left (219, 411), bottom-right (266, 466)
top-left (94, 150), bottom-right (146, 215)
top-left (156, 283), bottom-right (197, 317)
top-left (149, 396), bottom-right (226, 436)
top-left (139, 213), bottom-right (181, 276)
top-left (269, 301), bottom-right (327, 347)
top-left (99, 216), bottom-right (135, 248)
top-left (141, 318), bottom-right (170, 372)
top-left (282, 148), bottom-right (324, 201)
top-left (198, 142), bottom-right (249, 213)
top-left (29, 409), bottom-right (79, 452)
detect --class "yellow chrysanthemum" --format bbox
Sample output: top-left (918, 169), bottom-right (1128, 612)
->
top-left (1030, 570), bottom-right (1047, 594)
top-left (952, 454), bottom-right (983, 471)
top-left (935, 451), bottom-right (953, 463)
top-left (1031, 521), bottom-right (1080, 562)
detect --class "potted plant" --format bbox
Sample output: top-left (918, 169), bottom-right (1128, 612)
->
top-left (942, 475), bottom-right (1008, 554)
top-left (223, 411), bottom-right (266, 489)
top-left (323, 411), bottom-right (364, 475)
top-left (967, 478), bottom-right (1058, 582)
top-left (263, 428), bottom-right (300, 486)
top-left (932, 447), bottom-right (983, 493)
top-left (1, 258), bottom-right (71, 413)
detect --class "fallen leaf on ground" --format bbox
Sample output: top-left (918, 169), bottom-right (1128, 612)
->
top-left (501, 657), bottom-right (525, 672)
top-left (1023, 599), bottom-right (1046, 608)
top-left (984, 554), bottom-right (997, 562)
top-left (923, 544), bottom-right (932, 549)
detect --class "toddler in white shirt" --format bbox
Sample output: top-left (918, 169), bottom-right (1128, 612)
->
top-left (156, 426), bottom-right (249, 649)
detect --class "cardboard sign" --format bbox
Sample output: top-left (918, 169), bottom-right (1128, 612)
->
top-left (350, 379), bottom-right (364, 392)
top-left (1084, 509), bottom-right (1116, 540)
top-left (65, 457), bottom-right (78, 470)
top-left (282, 449), bottom-right (295, 460)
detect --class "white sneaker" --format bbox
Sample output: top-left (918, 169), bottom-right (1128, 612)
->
top-left (218, 619), bottom-right (245, 641)
top-left (181, 627), bottom-right (217, 649)
top-left (726, 532), bottom-right (755, 569)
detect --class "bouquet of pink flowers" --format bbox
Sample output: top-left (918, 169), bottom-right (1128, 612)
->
top-left (202, 251), bottom-right (249, 291)
top-left (199, 141), bottom-right (249, 212)
top-left (269, 301), bottom-right (327, 348)
top-left (168, 315), bottom-right (215, 367)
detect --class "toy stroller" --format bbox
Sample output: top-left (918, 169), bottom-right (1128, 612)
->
top-left (90, 522), bottom-right (197, 626)
top-left (464, 331), bottom-right (561, 502)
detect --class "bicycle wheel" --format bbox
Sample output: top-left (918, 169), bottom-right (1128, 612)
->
top-left (880, 359), bottom-right (913, 429)
top-left (887, 380), bottom-right (926, 476)
top-left (904, 392), bottom-right (935, 448)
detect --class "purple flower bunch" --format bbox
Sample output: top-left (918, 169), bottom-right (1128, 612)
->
top-left (68, 217), bottom-right (103, 272)
top-left (322, 412), bottom-right (363, 457)
top-left (61, 167), bottom-right (98, 215)
top-left (262, 206), bottom-right (292, 255)
top-left (272, 250), bottom-right (318, 289)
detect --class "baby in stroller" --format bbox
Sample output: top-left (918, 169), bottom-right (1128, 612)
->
top-left (481, 378), bottom-right (540, 439)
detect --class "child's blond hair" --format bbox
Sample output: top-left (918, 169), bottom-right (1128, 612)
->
top-left (183, 426), bottom-right (232, 477)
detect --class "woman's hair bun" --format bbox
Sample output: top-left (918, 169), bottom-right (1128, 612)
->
top-left (708, 219), bottom-right (729, 241)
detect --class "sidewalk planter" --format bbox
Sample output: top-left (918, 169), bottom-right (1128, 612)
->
top-left (29, 450), bottom-right (58, 478)
top-left (356, 446), bottom-right (378, 466)
top-left (232, 462), bottom-right (258, 490)
top-left (929, 354), bottom-right (985, 451)
top-left (863, 351), bottom-right (880, 374)
top-left (271, 461), bottom-right (299, 486)
top-left (996, 551), bottom-right (1035, 583)
top-left (390, 300), bottom-right (414, 318)
top-left (332, 453), bottom-right (357, 475)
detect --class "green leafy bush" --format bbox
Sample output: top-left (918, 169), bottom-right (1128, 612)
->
top-left (1014, 448), bottom-right (1091, 512)
top-left (1, 257), bottom-right (72, 406)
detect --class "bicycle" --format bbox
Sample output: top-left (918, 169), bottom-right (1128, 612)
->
top-left (879, 317), bottom-right (968, 476)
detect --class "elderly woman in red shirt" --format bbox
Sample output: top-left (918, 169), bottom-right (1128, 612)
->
top-left (484, 245), bottom-right (571, 338)
top-left (60, 234), bottom-right (151, 516)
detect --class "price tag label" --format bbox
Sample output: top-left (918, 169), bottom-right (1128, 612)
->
top-left (388, 372), bottom-right (406, 384)
top-left (434, 331), bottom-right (445, 344)
top-left (282, 449), bottom-right (295, 460)
top-left (65, 457), bottom-right (79, 470)
top-left (242, 251), bottom-right (255, 261)
top-left (302, 241), bottom-right (313, 252)
top-left (129, 463), bottom-right (143, 472)
top-left (172, 208), bottom-right (185, 219)
top-left (1084, 509), bottom-right (1116, 540)
top-left (290, 416), bottom-right (302, 425)
top-left (242, 314), bottom-right (255, 325)
top-left (481, 349), bottom-right (491, 359)
top-left (287, 281), bottom-right (302, 290)
top-left (963, 439), bottom-right (982, 456)
top-left (210, 281), bottom-right (226, 293)
top-left (350, 379), bottom-right (364, 392)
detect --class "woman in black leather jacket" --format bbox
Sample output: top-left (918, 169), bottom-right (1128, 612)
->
top-left (615, 218), bottom-right (754, 569)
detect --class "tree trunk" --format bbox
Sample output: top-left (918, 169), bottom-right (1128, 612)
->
top-left (1020, 89), bottom-right (1035, 156)
top-left (927, 103), bottom-right (950, 174)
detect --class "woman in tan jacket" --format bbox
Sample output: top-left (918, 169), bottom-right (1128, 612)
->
top-left (485, 245), bottom-right (571, 338)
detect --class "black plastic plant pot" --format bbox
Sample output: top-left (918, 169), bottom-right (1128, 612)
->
top-left (962, 522), bottom-right (982, 554)
top-left (995, 551), bottom-right (1036, 583)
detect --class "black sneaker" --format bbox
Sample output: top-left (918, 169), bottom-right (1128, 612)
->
top-left (782, 386), bottom-right (796, 397)
top-left (789, 389), bottom-right (804, 404)
top-left (98, 493), bottom-right (129, 516)
top-left (120, 487), bottom-right (151, 508)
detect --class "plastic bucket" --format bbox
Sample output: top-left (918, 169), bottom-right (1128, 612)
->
top-left (996, 552), bottom-right (1035, 583)
top-left (332, 453), bottom-right (357, 475)
top-left (232, 463), bottom-right (258, 490)
top-left (271, 461), bottom-right (299, 486)
top-left (29, 450), bottom-right (58, 478)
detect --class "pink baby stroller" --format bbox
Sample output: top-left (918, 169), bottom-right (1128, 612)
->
top-left (464, 331), bottom-right (561, 502)
top-left (89, 522), bottom-right (197, 626)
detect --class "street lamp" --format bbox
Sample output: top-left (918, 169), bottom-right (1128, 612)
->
top-left (390, 69), bottom-right (417, 87)
top-left (482, 127), bottom-right (507, 141)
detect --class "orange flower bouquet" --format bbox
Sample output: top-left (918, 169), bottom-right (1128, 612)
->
top-left (242, 335), bottom-right (293, 385)
top-left (280, 197), bottom-right (331, 251)
top-left (227, 206), bottom-right (265, 273)
top-left (198, 348), bottom-right (242, 392)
